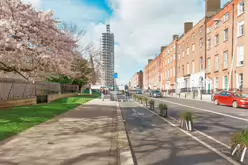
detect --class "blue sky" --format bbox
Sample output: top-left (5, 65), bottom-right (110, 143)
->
top-left (22, 0), bottom-right (231, 85)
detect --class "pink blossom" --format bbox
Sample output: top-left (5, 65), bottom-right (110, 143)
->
top-left (0, 0), bottom-right (78, 80)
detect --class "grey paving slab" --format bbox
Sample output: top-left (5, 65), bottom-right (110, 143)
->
top-left (0, 98), bottom-right (119, 165)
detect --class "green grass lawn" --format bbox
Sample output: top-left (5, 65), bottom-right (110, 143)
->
top-left (0, 94), bottom-right (100, 141)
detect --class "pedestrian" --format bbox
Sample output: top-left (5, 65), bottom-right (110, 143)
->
top-left (125, 89), bottom-right (129, 101)
top-left (101, 88), bottom-right (105, 101)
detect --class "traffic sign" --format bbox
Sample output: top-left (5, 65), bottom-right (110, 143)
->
top-left (112, 73), bottom-right (118, 78)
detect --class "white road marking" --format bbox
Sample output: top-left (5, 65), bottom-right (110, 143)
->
top-left (135, 103), bottom-right (240, 165)
top-left (154, 98), bottom-right (248, 122)
top-left (168, 116), bottom-right (231, 149)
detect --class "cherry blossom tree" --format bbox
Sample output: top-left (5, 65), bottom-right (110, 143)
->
top-left (0, 0), bottom-right (78, 80)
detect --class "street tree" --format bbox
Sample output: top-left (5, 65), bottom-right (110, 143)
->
top-left (0, 0), bottom-right (77, 80)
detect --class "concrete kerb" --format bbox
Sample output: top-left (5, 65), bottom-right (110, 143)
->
top-left (116, 101), bottom-right (135, 165)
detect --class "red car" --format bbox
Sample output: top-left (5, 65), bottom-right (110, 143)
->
top-left (213, 91), bottom-right (248, 108)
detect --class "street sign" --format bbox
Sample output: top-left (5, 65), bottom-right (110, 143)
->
top-left (112, 73), bottom-right (118, 78)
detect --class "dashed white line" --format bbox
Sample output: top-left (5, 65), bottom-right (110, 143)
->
top-left (168, 116), bottom-right (231, 149)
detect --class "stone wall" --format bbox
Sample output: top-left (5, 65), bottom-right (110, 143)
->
top-left (0, 97), bottom-right (36, 109)
top-left (0, 93), bottom-right (78, 109)
top-left (47, 93), bottom-right (78, 103)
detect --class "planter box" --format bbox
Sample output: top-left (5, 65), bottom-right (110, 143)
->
top-left (149, 104), bottom-right (154, 111)
top-left (180, 119), bottom-right (193, 131)
top-left (159, 109), bottom-right (167, 117)
top-left (231, 144), bottom-right (248, 163)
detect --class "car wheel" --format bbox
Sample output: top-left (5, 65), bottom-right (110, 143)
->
top-left (214, 99), bottom-right (219, 105)
top-left (232, 101), bottom-right (238, 108)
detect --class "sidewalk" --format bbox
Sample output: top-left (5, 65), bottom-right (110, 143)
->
top-left (0, 97), bottom-right (133, 165)
top-left (161, 93), bottom-right (213, 103)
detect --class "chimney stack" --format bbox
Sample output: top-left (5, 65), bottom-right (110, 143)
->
top-left (161, 46), bottom-right (167, 53)
top-left (173, 35), bottom-right (179, 40)
top-left (184, 22), bottom-right (193, 34)
top-left (206, 0), bottom-right (221, 17)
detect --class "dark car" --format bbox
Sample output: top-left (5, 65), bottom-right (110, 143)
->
top-left (213, 91), bottom-right (248, 108)
top-left (150, 90), bottom-right (162, 98)
top-left (136, 90), bottom-right (142, 94)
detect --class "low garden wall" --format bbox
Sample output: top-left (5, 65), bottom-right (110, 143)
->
top-left (0, 97), bottom-right (36, 109)
top-left (0, 93), bottom-right (78, 109)
top-left (47, 93), bottom-right (78, 103)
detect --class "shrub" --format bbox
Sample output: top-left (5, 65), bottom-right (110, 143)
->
top-left (180, 111), bottom-right (193, 122)
top-left (139, 96), bottom-right (143, 103)
top-left (149, 99), bottom-right (155, 111)
top-left (143, 97), bottom-right (148, 106)
top-left (179, 111), bottom-right (193, 131)
top-left (159, 103), bottom-right (168, 117)
top-left (133, 94), bottom-right (137, 100)
top-left (230, 129), bottom-right (248, 162)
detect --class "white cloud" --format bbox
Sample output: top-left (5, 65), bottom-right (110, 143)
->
top-left (88, 0), bottom-right (206, 85)
top-left (21, 0), bottom-right (229, 85)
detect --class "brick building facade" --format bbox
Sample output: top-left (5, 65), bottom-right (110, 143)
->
top-left (142, 0), bottom-right (247, 93)
top-left (129, 70), bottom-right (143, 90)
top-left (206, 0), bottom-right (247, 92)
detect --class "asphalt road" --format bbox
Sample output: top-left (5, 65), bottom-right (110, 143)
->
top-left (134, 94), bottom-right (248, 163)
top-left (119, 101), bottom-right (237, 165)
top-left (141, 95), bottom-right (248, 146)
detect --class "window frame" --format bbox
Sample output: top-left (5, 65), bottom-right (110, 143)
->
top-left (237, 1), bottom-right (245, 16)
top-left (200, 38), bottom-right (204, 48)
top-left (192, 61), bottom-right (195, 74)
top-left (215, 55), bottom-right (219, 71)
top-left (207, 38), bottom-right (211, 49)
top-left (192, 44), bottom-right (195, 52)
top-left (223, 13), bottom-right (229, 22)
top-left (237, 20), bottom-right (244, 37)
top-left (223, 51), bottom-right (228, 69)
top-left (237, 45), bottom-right (244, 66)
top-left (237, 73), bottom-right (244, 90)
top-left (215, 34), bottom-right (219, 45)
top-left (207, 58), bottom-right (211, 73)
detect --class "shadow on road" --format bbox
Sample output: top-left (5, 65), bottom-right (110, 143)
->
top-left (120, 102), bottom-right (233, 165)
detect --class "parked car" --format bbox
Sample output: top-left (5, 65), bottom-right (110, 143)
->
top-left (150, 90), bottom-right (162, 98)
top-left (213, 91), bottom-right (248, 108)
top-left (136, 90), bottom-right (142, 94)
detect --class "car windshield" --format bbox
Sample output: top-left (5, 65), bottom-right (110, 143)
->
top-left (234, 93), bottom-right (248, 98)
top-left (153, 90), bottom-right (160, 93)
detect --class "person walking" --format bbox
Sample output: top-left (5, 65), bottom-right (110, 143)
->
top-left (101, 88), bottom-right (105, 101)
top-left (125, 89), bottom-right (129, 101)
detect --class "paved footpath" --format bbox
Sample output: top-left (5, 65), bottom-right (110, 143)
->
top-left (0, 97), bottom-right (133, 165)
